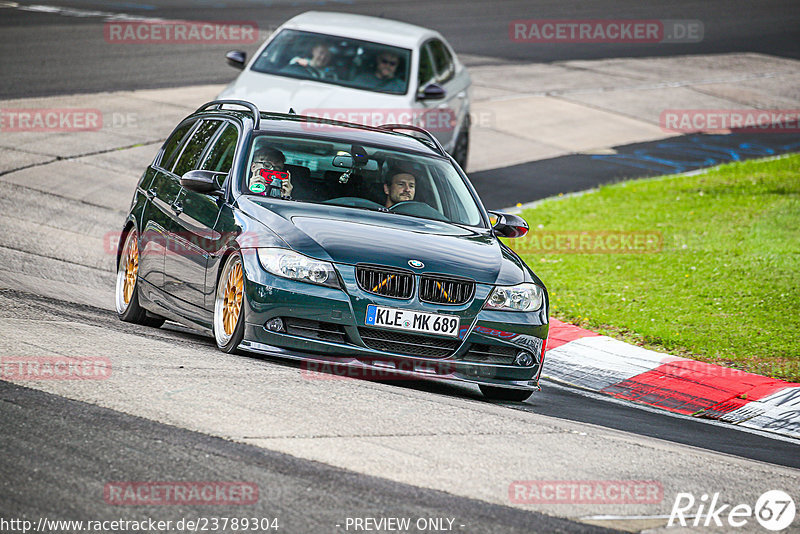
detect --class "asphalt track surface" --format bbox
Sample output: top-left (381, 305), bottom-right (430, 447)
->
top-left (0, 380), bottom-right (613, 534)
top-left (2, 1), bottom-right (800, 531)
top-left (5, 287), bottom-right (800, 469)
top-left (1, 0), bottom-right (800, 98)
top-left (474, 132), bottom-right (800, 209)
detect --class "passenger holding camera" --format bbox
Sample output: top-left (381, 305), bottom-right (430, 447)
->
top-left (249, 147), bottom-right (293, 198)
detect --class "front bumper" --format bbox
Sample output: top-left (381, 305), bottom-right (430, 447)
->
top-left (239, 253), bottom-right (548, 391)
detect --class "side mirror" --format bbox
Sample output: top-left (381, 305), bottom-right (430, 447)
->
top-left (416, 82), bottom-right (447, 101)
top-left (181, 170), bottom-right (225, 196)
top-left (489, 211), bottom-right (528, 238)
top-left (226, 50), bottom-right (247, 70)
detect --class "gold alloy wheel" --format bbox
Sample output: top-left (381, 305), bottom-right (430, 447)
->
top-left (122, 235), bottom-right (139, 305)
top-left (221, 259), bottom-right (243, 336)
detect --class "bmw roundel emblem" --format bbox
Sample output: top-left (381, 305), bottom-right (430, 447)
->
top-left (408, 259), bottom-right (424, 269)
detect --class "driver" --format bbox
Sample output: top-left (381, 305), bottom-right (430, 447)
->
top-left (288, 43), bottom-right (336, 79)
top-left (250, 146), bottom-right (293, 198)
top-left (383, 164), bottom-right (416, 208)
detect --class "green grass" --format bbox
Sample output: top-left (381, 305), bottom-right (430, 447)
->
top-left (506, 154), bottom-right (800, 382)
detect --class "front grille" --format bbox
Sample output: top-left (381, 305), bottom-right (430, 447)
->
top-left (359, 327), bottom-right (460, 358)
top-left (284, 318), bottom-right (346, 343)
top-left (356, 265), bottom-right (414, 299)
top-left (462, 343), bottom-right (519, 365)
top-left (419, 275), bottom-right (475, 305)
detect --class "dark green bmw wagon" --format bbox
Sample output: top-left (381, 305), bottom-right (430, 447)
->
top-left (116, 100), bottom-right (548, 401)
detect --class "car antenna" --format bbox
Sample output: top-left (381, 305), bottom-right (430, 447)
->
top-left (288, 108), bottom-right (296, 114)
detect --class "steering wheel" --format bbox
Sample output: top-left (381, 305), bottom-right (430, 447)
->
top-left (388, 201), bottom-right (426, 211)
top-left (298, 64), bottom-right (321, 78)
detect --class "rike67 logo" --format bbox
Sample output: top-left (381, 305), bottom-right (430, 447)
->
top-left (669, 490), bottom-right (796, 531)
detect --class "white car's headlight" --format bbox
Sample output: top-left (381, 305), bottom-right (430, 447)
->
top-left (256, 248), bottom-right (340, 288)
top-left (483, 283), bottom-right (544, 312)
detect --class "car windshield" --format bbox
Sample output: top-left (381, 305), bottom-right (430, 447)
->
top-left (244, 134), bottom-right (484, 227)
top-left (250, 29), bottom-right (411, 95)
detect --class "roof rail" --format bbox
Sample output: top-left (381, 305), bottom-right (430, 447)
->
top-left (377, 123), bottom-right (447, 157)
top-left (195, 100), bottom-right (260, 130)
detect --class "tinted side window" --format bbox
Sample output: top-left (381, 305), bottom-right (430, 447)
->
top-left (159, 120), bottom-right (196, 170)
top-left (172, 120), bottom-right (221, 177)
top-left (417, 44), bottom-right (435, 88)
top-left (429, 40), bottom-right (455, 83)
top-left (201, 123), bottom-right (238, 173)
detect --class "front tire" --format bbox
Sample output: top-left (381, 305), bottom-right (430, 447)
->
top-left (115, 229), bottom-right (165, 328)
top-left (479, 385), bottom-right (533, 402)
top-left (214, 251), bottom-right (246, 353)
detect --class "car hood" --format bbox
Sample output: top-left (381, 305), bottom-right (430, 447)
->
top-left (237, 197), bottom-right (526, 285)
top-left (219, 71), bottom-right (407, 116)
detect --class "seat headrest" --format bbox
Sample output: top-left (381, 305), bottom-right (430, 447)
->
top-left (284, 163), bottom-right (310, 181)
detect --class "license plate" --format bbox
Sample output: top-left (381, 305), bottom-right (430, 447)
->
top-left (365, 305), bottom-right (460, 338)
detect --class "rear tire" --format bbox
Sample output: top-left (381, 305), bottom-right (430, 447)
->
top-left (479, 385), bottom-right (533, 402)
top-left (115, 229), bottom-right (165, 328)
top-left (213, 251), bottom-right (246, 353)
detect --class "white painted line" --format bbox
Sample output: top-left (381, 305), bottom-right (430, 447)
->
top-left (580, 514), bottom-right (691, 520)
top-left (544, 335), bottom-right (671, 391)
top-left (15, 3), bottom-right (167, 22)
top-left (733, 387), bottom-right (800, 438)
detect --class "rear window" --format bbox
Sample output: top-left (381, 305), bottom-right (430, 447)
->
top-left (172, 120), bottom-right (221, 176)
top-left (159, 120), bottom-right (195, 170)
top-left (201, 123), bottom-right (238, 174)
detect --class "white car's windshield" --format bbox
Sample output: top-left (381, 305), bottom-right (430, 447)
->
top-left (245, 134), bottom-right (484, 227)
top-left (250, 29), bottom-right (411, 95)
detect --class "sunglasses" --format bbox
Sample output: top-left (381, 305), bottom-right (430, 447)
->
top-left (253, 159), bottom-right (282, 169)
top-left (379, 57), bottom-right (398, 66)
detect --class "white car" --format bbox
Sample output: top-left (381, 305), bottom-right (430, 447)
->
top-left (218, 11), bottom-right (471, 168)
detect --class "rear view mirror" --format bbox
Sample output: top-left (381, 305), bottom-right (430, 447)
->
top-left (332, 151), bottom-right (354, 168)
top-left (181, 170), bottom-right (225, 196)
top-left (489, 211), bottom-right (528, 238)
top-left (332, 151), bottom-right (378, 171)
top-left (226, 50), bottom-right (246, 70)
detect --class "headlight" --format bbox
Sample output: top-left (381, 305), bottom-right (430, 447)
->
top-left (256, 248), bottom-right (340, 288)
top-left (483, 283), bottom-right (544, 312)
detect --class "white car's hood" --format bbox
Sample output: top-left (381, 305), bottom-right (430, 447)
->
top-left (218, 70), bottom-right (409, 118)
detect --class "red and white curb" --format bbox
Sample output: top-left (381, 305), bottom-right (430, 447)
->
top-left (543, 319), bottom-right (800, 439)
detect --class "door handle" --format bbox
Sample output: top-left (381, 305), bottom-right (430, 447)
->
top-left (171, 202), bottom-right (183, 215)
top-left (457, 91), bottom-right (466, 99)
top-left (146, 188), bottom-right (157, 200)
